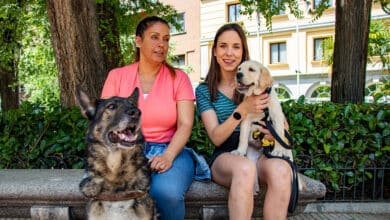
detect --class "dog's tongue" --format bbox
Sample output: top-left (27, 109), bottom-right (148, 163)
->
top-left (237, 83), bottom-right (248, 91)
top-left (118, 133), bottom-right (137, 142)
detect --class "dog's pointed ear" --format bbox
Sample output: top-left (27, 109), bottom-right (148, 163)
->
top-left (128, 87), bottom-right (139, 106)
top-left (75, 85), bottom-right (97, 120)
top-left (260, 66), bottom-right (273, 91)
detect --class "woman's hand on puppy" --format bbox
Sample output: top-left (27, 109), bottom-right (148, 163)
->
top-left (238, 93), bottom-right (270, 115)
top-left (256, 119), bottom-right (290, 141)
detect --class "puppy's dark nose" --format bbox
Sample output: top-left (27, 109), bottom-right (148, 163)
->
top-left (236, 72), bottom-right (243, 81)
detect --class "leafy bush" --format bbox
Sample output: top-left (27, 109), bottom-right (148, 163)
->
top-left (0, 102), bottom-right (87, 169)
top-left (282, 97), bottom-right (390, 192)
top-left (1, 99), bottom-right (389, 195)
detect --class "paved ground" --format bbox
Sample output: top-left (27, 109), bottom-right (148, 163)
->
top-left (1, 213), bottom-right (390, 220)
top-left (288, 213), bottom-right (390, 220)
top-left (287, 202), bottom-right (390, 220)
top-left (1, 202), bottom-right (389, 220)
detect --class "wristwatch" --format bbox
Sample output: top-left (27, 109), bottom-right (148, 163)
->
top-left (233, 111), bottom-right (242, 120)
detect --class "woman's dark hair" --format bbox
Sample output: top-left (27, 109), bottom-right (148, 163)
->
top-left (135, 16), bottom-right (176, 78)
top-left (205, 23), bottom-right (250, 104)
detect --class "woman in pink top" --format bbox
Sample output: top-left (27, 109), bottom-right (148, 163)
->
top-left (101, 16), bottom-right (197, 220)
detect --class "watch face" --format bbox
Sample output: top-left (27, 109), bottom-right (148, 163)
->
top-left (233, 112), bottom-right (241, 120)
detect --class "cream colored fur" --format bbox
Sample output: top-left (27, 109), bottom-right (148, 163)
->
top-left (231, 60), bottom-right (303, 191)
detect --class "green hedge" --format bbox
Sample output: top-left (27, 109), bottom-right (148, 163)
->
top-left (1, 99), bottom-right (389, 193)
top-left (0, 102), bottom-right (87, 169)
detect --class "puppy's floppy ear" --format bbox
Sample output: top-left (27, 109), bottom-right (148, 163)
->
top-left (259, 66), bottom-right (273, 91)
top-left (75, 85), bottom-right (97, 120)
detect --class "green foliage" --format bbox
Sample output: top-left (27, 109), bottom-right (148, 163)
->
top-left (0, 0), bottom-right (59, 108)
top-left (1, 0), bottom-right (181, 111)
top-left (18, 9), bottom-right (59, 108)
top-left (187, 106), bottom-right (214, 157)
top-left (371, 76), bottom-right (390, 102)
top-left (368, 19), bottom-right (390, 72)
top-left (239, 0), bottom-right (306, 30)
top-left (281, 99), bottom-right (390, 192)
top-left (99, 0), bottom-right (179, 65)
top-left (0, 101), bottom-right (87, 169)
top-left (1, 100), bottom-right (389, 194)
top-left (0, 0), bottom-right (21, 71)
top-left (322, 19), bottom-right (390, 74)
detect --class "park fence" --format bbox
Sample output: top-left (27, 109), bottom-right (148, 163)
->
top-left (298, 157), bottom-right (389, 203)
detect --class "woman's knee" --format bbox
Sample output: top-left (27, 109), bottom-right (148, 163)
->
top-left (233, 159), bottom-right (257, 180)
top-left (149, 182), bottom-right (184, 204)
top-left (261, 159), bottom-right (291, 185)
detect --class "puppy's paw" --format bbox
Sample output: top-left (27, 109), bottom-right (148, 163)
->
top-left (231, 150), bottom-right (246, 156)
top-left (271, 146), bottom-right (292, 160)
top-left (79, 176), bottom-right (103, 198)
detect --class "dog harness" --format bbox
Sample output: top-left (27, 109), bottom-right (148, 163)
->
top-left (252, 86), bottom-right (299, 214)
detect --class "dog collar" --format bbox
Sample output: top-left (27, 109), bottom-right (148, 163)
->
top-left (264, 86), bottom-right (272, 94)
top-left (93, 190), bottom-right (146, 201)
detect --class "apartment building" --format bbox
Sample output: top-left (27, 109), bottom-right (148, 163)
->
top-left (160, 0), bottom-right (201, 85)
top-left (163, 0), bottom-right (389, 101)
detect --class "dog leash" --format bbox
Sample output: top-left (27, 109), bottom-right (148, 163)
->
top-left (252, 86), bottom-right (299, 213)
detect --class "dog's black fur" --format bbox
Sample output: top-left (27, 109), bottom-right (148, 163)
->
top-left (76, 86), bottom-right (157, 220)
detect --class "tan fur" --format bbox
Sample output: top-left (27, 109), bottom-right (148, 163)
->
top-left (232, 60), bottom-right (304, 191)
top-left (76, 87), bottom-right (157, 220)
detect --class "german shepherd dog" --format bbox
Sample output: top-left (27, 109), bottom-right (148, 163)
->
top-left (76, 87), bottom-right (157, 220)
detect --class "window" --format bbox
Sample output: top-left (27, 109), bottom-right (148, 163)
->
top-left (272, 0), bottom-right (285, 15)
top-left (270, 42), bottom-right (287, 64)
top-left (172, 54), bottom-right (185, 68)
top-left (275, 86), bottom-right (291, 99)
top-left (313, 38), bottom-right (328, 61)
top-left (313, 0), bottom-right (333, 9)
top-left (310, 85), bottom-right (331, 98)
top-left (170, 13), bottom-right (185, 35)
top-left (228, 3), bottom-right (241, 22)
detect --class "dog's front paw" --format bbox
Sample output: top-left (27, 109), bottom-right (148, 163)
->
top-left (271, 146), bottom-right (293, 160)
top-left (231, 150), bottom-right (246, 156)
top-left (79, 176), bottom-right (103, 198)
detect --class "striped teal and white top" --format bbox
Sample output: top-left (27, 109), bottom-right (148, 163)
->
top-left (195, 83), bottom-right (240, 131)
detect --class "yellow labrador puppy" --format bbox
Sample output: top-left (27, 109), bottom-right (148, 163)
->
top-left (231, 60), bottom-right (293, 161)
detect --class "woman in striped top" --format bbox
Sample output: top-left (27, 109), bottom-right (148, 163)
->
top-left (195, 23), bottom-right (291, 220)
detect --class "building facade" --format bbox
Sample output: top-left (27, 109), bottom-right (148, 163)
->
top-left (160, 0), bottom-right (202, 85)
top-left (163, 0), bottom-right (389, 102)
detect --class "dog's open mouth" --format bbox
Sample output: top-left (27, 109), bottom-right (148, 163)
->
top-left (236, 82), bottom-right (254, 92)
top-left (108, 124), bottom-right (138, 146)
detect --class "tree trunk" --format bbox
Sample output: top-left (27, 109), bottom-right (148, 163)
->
top-left (0, 7), bottom-right (20, 112)
top-left (0, 67), bottom-right (19, 111)
top-left (96, 1), bottom-right (123, 71)
top-left (46, 0), bottom-right (107, 108)
top-left (331, 0), bottom-right (372, 104)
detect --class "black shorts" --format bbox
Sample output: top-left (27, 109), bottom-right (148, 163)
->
top-left (208, 131), bottom-right (240, 167)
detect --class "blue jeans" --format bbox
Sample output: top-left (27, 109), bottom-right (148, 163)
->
top-left (145, 142), bottom-right (195, 220)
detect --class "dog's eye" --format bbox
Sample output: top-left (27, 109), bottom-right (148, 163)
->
top-left (249, 67), bottom-right (255, 72)
top-left (107, 104), bottom-right (117, 110)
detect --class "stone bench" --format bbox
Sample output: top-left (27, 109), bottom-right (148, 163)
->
top-left (0, 169), bottom-right (326, 219)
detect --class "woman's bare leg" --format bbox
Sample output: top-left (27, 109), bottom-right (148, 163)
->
top-left (211, 153), bottom-right (257, 220)
top-left (257, 155), bottom-right (292, 220)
